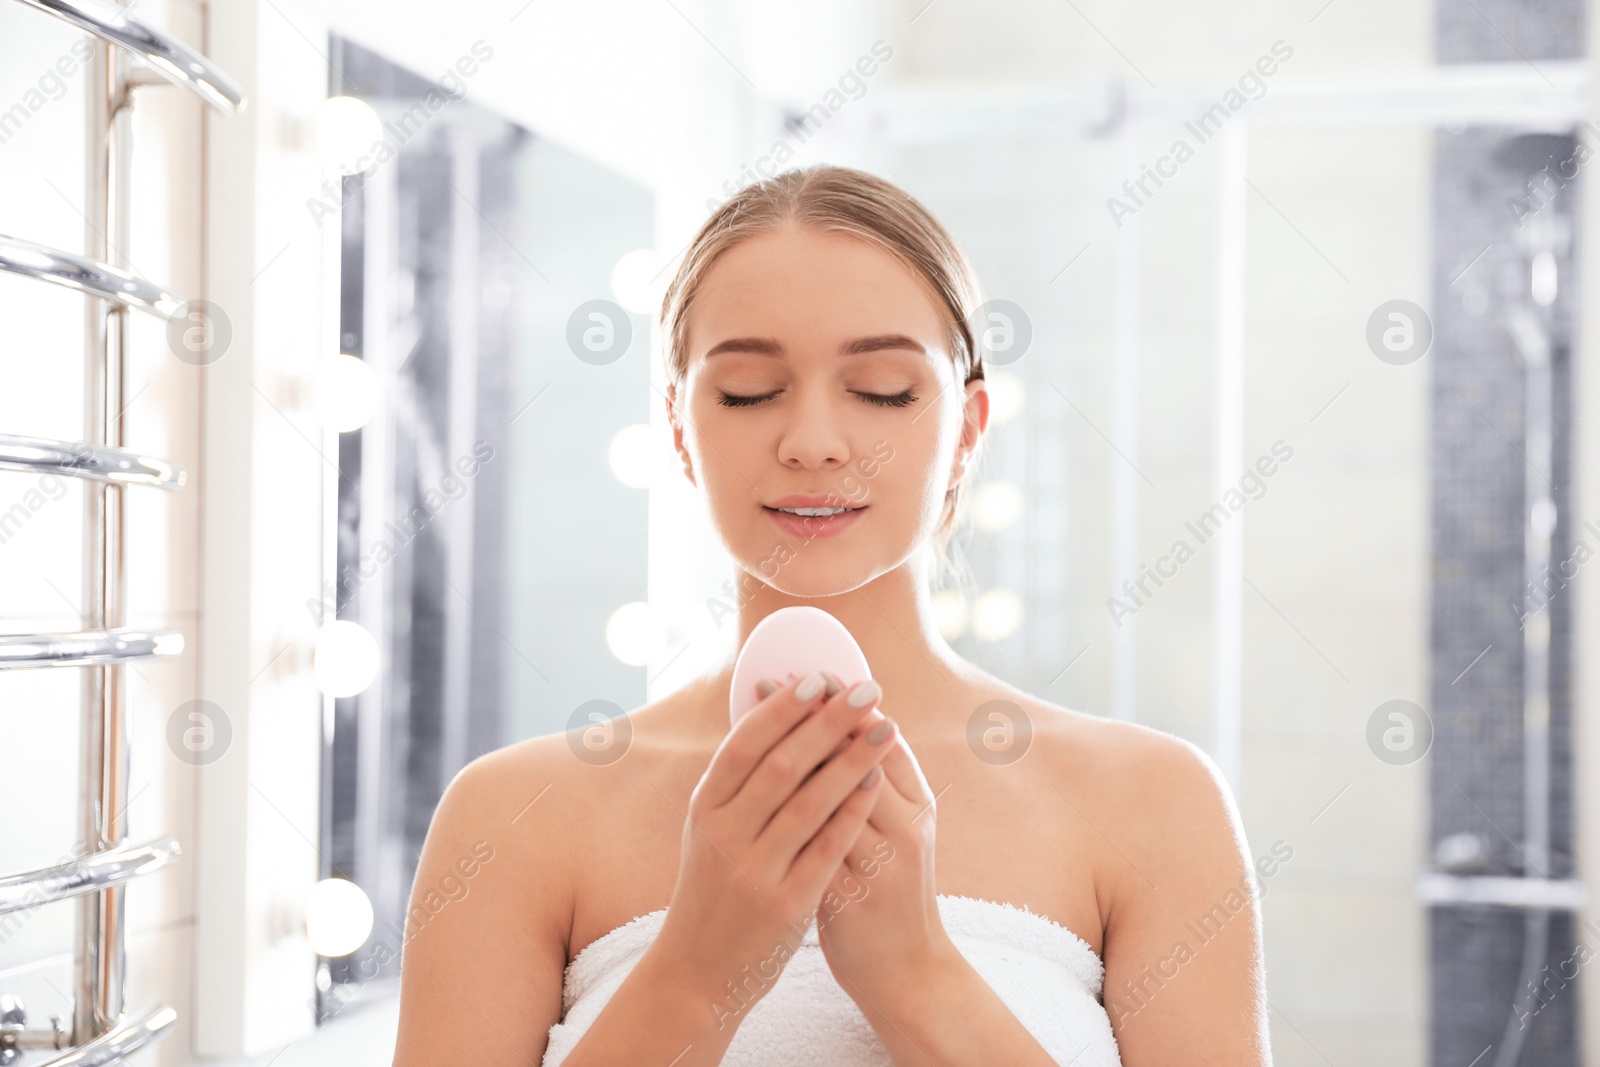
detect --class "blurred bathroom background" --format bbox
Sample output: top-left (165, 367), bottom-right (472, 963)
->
top-left (1, 0), bottom-right (1599, 1064)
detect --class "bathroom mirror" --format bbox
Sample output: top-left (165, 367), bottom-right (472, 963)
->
top-left (316, 33), bottom-right (654, 1022)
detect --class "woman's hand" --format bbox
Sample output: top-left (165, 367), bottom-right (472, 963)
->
top-left (652, 671), bottom-right (895, 1022)
top-left (810, 679), bottom-right (953, 1014)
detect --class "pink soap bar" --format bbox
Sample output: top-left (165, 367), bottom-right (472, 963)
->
top-left (729, 606), bottom-right (872, 726)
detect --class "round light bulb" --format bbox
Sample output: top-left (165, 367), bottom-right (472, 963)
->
top-left (313, 620), bottom-right (379, 698)
top-left (313, 353), bottom-right (380, 433)
top-left (305, 877), bottom-right (374, 957)
top-left (1531, 250), bottom-right (1557, 308)
top-left (974, 481), bottom-right (1025, 533)
top-left (930, 588), bottom-right (967, 641)
top-left (605, 601), bottom-right (670, 667)
top-left (317, 96), bottom-right (384, 177)
top-left (972, 587), bottom-right (1025, 642)
top-left (985, 370), bottom-right (1025, 427)
top-left (607, 423), bottom-right (654, 489)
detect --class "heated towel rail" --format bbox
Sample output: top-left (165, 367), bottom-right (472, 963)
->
top-left (0, 1), bottom-right (242, 1063)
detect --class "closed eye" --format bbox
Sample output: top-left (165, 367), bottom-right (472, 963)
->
top-left (715, 389), bottom-right (920, 409)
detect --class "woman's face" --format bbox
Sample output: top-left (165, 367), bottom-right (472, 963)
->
top-left (668, 223), bottom-right (988, 596)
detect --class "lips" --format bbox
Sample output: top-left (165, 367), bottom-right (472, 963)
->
top-left (765, 504), bottom-right (865, 538)
top-left (765, 494), bottom-right (866, 511)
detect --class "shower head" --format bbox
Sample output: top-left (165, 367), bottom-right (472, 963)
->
top-left (1492, 131), bottom-right (1578, 174)
top-left (1494, 131), bottom-right (1578, 259)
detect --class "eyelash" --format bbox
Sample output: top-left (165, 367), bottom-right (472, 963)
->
top-left (716, 389), bottom-right (919, 409)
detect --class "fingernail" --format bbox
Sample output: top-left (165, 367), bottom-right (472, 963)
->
top-left (755, 678), bottom-right (778, 699)
top-left (821, 671), bottom-right (843, 698)
top-left (795, 671), bottom-right (825, 701)
top-left (847, 679), bottom-right (881, 708)
top-left (858, 766), bottom-right (882, 789)
top-left (867, 719), bottom-right (893, 744)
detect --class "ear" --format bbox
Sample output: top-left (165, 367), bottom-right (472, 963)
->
top-left (945, 378), bottom-right (989, 492)
top-left (666, 381), bottom-right (697, 487)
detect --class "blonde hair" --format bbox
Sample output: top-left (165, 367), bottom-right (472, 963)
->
top-left (659, 164), bottom-right (988, 589)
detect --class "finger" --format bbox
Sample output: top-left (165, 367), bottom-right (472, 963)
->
top-left (698, 672), bottom-right (831, 810)
top-left (883, 731), bottom-right (934, 809)
top-left (760, 710), bottom-right (896, 851)
top-left (844, 710), bottom-right (930, 809)
top-left (836, 816), bottom-right (891, 891)
top-left (786, 767), bottom-right (884, 892)
top-left (801, 673), bottom-right (853, 778)
top-left (730, 677), bottom-right (885, 840)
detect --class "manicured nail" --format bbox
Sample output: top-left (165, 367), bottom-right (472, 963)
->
top-left (867, 719), bottom-right (894, 744)
top-left (821, 671), bottom-right (843, 698)
top-left (858, 766), bottom-right (882, 789)
top-left (795, 671), bottom-right (825, 701)
top-left (755, 678), bottom-right (778, 699)
top-left (847, 679), bottom-right (881, 708)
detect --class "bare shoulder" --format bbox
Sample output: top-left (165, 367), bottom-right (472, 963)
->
top-left (434, 687), bottom-right (709, 896)
top-left (987, 691), bottom-right (1270, 1062)
top-left (982, 682), bottom-right (1251, 908)
top-left (1046, 703), bottom-right (1235, 817)
top-left (390, 730), bottom-right (577, 1065)
top-left (402, 729), bottom-right (599, 955)
top-left (393, 693), bottom-right (703, 1066)
top-left (436, 730), bottom-right (592, 882)
top-left (973, 677), bottom-right (1230, 804)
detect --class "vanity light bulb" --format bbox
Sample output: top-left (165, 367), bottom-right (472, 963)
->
top-left (313, 620), bottom-right (379, 698)
top-left (313, 354), bottom-right (380, 433)
top-left (930, 588), bottom-right (967, 641)
top-left (1531, 250), bottom-right (1557, 308)
top-left (305, 877), bottom-right (374, 958)
top-left (607, 423), bottom-right (654, 489)
top-left (985, 371), bottom-right (1026, 427)
top-left (605, 601), bottom-right (669, 667)
top-left (317, 96), bottom-right (383, 177)
top-left (974, 481), bottom-right (1025, 533)
top-left (972, 587), bottom-right (1025, 643)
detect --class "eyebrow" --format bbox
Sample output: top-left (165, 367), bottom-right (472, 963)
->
top-left (703, 334), bottom-right (930, 359)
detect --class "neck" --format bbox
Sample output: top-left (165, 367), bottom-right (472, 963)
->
top-left (699, 550), bottom-right (975, 734)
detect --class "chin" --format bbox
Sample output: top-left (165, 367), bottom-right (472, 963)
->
top-left (744, 544), bottom-right (914, 600)
top-left (766, 574), bottom-right (869, 599)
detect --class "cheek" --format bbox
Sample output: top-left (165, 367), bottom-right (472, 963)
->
top-left (857, 427), bottom-right (946, 514)
top-left (685, 400), bottom-right (756, 474)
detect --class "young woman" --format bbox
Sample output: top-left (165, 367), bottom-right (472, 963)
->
top-left (390, 165), bottom-right (1271, 1066)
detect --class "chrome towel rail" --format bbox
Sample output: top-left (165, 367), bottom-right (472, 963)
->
top-left (0, 234), bottom-right (184, 317)
top-left (0, 629), bottom-right (184, 669)
top-left (0, 0), bottom-right (245, 1060)
top-left (0, 433), bottom-right (186, 489)
top-left (0, 838), bottom-right (180, 915)
top-left (0, 1002), bottom-right (176, 1065)
top-left (13, 0), bottom-right (244, 113)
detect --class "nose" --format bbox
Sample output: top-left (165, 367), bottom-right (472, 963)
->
top-left (775, 382), bottom-right (851, 471)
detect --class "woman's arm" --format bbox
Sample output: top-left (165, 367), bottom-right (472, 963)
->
top-left (844, 941), bottom-right (1065, 1066)
top-left (1097, 728), bottom-right (1274, 1065)
top-left (390, 741), bottom-right (745, 1066)
top-left (395, 674), bottom-right (892, 1067)
top-left (391, 742), bottom-right (571, 1066)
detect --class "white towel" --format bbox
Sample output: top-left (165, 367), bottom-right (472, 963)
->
top-left (541, 893), bottom-right (1125, 1066)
